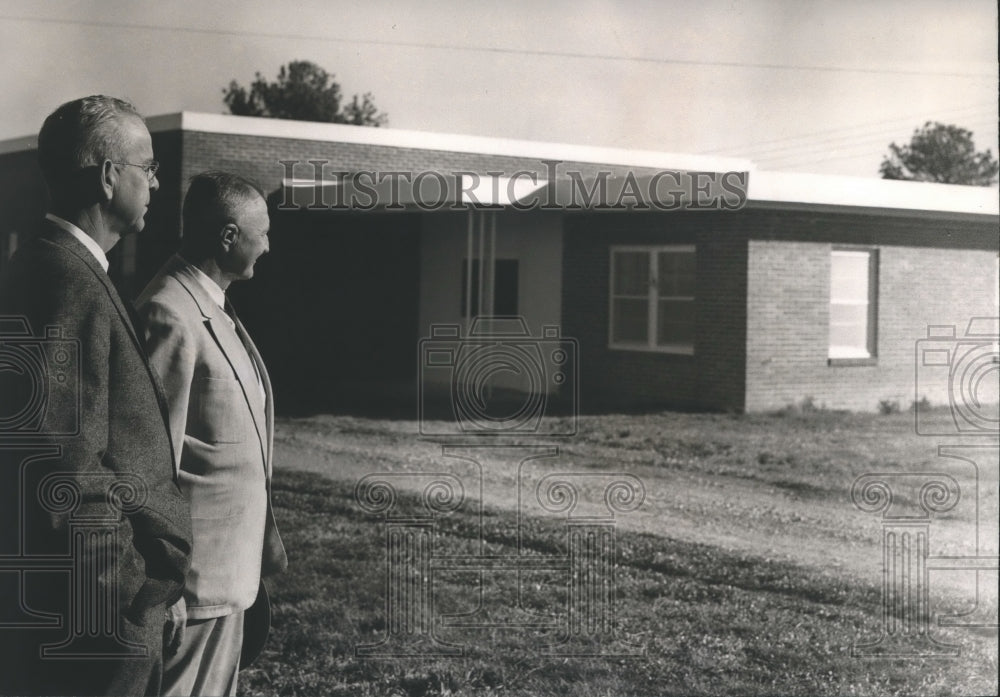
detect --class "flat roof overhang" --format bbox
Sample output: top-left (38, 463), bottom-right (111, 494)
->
top-left (747, 170), bottom-right (1000, 221)
top-left (4, 111), bottom-right (996, 220)
top-left (277, 171), bottom-right (749, 212)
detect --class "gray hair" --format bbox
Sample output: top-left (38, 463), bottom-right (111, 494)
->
top-left (37, 95), bottom-right (144, 192)
top-left (181, 171), bottom-right (266, 257)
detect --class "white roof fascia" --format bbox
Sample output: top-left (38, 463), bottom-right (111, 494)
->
top-left (749, 170), bottom-right (999, 217)
top-left (147, 111), bottom-right (754, 174)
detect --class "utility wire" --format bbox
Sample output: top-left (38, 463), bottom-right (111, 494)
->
top-left (699, 103), bottom-right (997, 156)
top-left (762, 128), bottom-right (999, 169)
top-left (0, 13), bottom-right (995, 79)
top-left (753, 119), bottom-right (1000, 165)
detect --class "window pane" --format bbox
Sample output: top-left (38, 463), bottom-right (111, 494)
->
top-left (830, 251), bottom-right (869, 302)
top-left (658, 251), bottom-right (695, 296)
top-left (660, 273), bottom-right (696, 297)
top-left (830, 303), bottom-right (868, 353)
top-left (612, 298), bottom-right (649, 343)
top-left (660, 251), bottom-right (695, 275)
top-left (656, 299), bottom-right (694, 346)
top-left (830, 328), bottom-right (869, 357)
top-left (830, 303), bottom-right (867, 328)
top-left (613, 252), bottom-right (649, 295)
top-left (829, 250), bottom-right (873, 357)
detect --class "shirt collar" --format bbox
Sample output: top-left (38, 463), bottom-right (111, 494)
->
top-left (178, 256), bottom-right (227, 311)
top-left (45, 213), bottom-right (109, 272)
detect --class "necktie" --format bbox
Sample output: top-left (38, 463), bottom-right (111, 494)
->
top-left (224, 300), bottom-right (266, 405)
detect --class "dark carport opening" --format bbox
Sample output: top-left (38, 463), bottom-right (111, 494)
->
top-left (228, 197), bottom-right (421, 416)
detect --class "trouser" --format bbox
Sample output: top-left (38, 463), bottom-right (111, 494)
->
top-left (162, 611), bottom-right (244, 697)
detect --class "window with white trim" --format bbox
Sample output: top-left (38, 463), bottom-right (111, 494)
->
top-left (829, 249), bottom-right (878, 360)
top-left (609, 246), bottom-right (695, 354)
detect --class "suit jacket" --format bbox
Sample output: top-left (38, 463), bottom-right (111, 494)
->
top-left (136, 255), bottom-right (286, 620)
top-left (0, 221), bottom-right (192, 696)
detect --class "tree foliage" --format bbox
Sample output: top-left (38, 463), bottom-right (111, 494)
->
top-left (879, 121), bottom-right (998, 185)
top-left (223, 60), bottom-right (388, 127)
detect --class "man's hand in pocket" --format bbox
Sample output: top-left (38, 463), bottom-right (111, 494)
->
top-left (163, 596), bottom-right (187, 656)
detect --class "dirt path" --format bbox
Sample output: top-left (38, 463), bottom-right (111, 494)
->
top-left (273, 415), bottom-right (992, 603)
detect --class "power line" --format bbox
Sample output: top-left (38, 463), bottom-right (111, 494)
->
top-left (699, 103), bottom-right (997, 156)
top-left (0, 13), bottom-right (995, 79)
top-left (765, 153), bottom-right (882, 169)
top-left (754, 121), bottom-right (999, 169)
top-left (765, 153), bottom-right (878, 169)
top-left (763, 114), bottom-right (999, 153)
top-left (765, 152), bottom-right (890, 169)
top-left (709, 111), bottom-right (996, 159)
top-left (752, 118), bottom-right (1000, 164)
top-left (744, 121), bottom-right (983, 160)
top-left (761, 125), bottom-right (1000, 169)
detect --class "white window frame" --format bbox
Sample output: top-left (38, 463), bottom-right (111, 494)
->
top-left (829, 248), bottom-right (878, 361)
top-left (609, 245), bottom-right (695, 355)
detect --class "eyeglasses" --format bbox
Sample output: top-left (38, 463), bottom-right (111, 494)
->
top-left (112, 160), bottom-right (159, 182)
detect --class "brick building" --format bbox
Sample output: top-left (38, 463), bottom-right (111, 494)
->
top-left (1, 113), bottom-right (997, 415)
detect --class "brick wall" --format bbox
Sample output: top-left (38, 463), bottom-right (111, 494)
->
top-left (744, 209), bottom-right (998, 412)
top-left (563, 207), bottom-right (997, 413)
top-left (562, 211), bottom-right (748, 412)
top-left (178, 130), bottom-right (666, 199)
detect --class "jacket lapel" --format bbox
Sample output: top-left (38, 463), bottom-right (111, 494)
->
top-left (39, 223), bottom-right (177, 467)
top-left (40, 223), bottom-right (147, 358)
top-left (231, 313), bottom-right (274, 477)
top-left (167, 259), bottom-right (269, 471)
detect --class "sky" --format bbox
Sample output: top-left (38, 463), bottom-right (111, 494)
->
top-left (0, 0), bottom-right (996, 178)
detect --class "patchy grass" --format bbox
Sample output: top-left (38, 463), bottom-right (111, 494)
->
top-left (561, 407), bottom-right (977, 494)
top-left (243, 438), bottom-right (997, 697)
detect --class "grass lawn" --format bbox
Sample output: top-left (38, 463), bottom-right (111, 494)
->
top-left (241, 408), bottom-right (998, 696)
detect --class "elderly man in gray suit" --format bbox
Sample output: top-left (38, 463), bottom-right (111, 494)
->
top-left (136, 171), bottom-right (286, 696)
top-left (0, 96), bottom-right (192, 696)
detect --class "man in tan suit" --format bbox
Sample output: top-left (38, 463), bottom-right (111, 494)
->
top-left (136, 171), bottom-right (286, 696)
